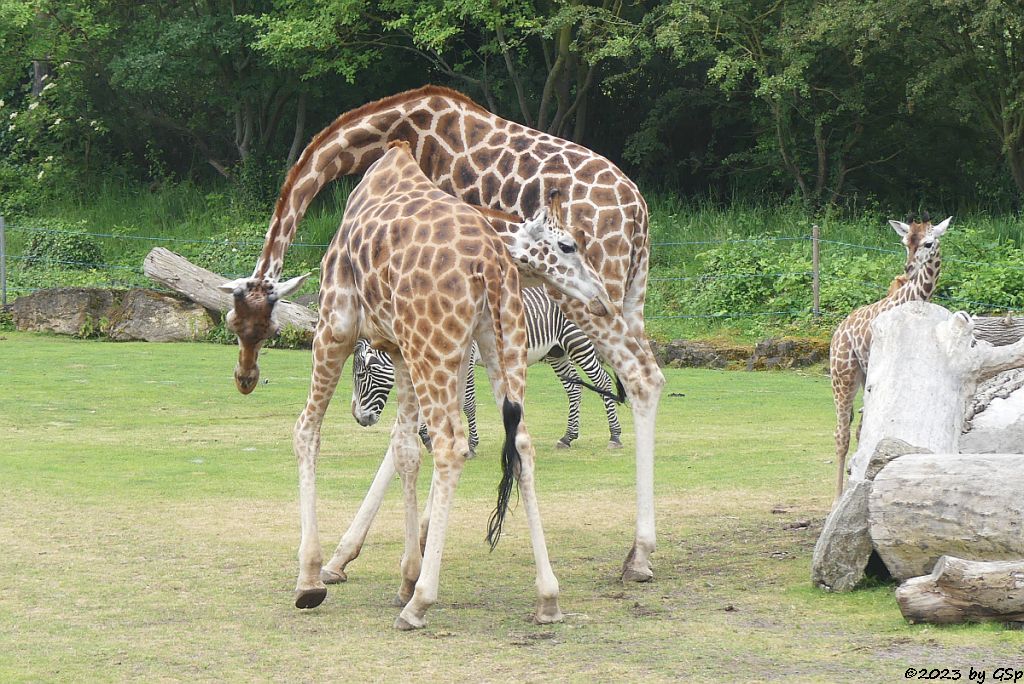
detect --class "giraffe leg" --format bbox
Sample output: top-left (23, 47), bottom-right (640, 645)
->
top-left (390, 357), bottom-right (427, 607)
top-left (573, 314), bottom-right (663, 581)
top-left (831, 364), bottom-right (863, 504)
top-left (475, 327), bottom-right (562, 624)
top-left (549, 355), bottom-right (582, 448)
top-left (395, 362), bottom-right (468, 630)
top-left (293, 319), bottom-right (355, 609)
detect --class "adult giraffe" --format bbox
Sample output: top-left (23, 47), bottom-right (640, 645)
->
top-left (264, 85), bottom-right (664, 582)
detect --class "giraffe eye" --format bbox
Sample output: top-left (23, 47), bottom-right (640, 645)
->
top-left (924, 240), bottom-right (934, 248)
top-left (558, 241), bottom-right (576, 254)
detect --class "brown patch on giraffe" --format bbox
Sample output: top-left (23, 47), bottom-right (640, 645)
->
top-left (496, 150), bottom-right (516, 178)
top-left (390, 121), bottom-right (420, 152)
top-left (487, 131), bottom-right (508, 147)
top-left (465, 116), bottom-right (490, 147)
top-left (563, 149), bottom-right (589, 168)
top-left (481, 172), bottom-right (501, 201)
top-left (500, 178), bottom-right (519, 209)
top-left (420, 136), bottom-right (447, 179)
top-left (452, 157), bottom-right (476, 190)
top-left (517, 155), bottom-right (540, 180)
top-left (436, 111), bottom-right (464, 151)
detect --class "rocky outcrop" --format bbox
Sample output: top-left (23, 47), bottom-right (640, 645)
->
top-left (12, 287), bottom-right (215, 342)
top-left (106, 289), bottom-right (214, 342)
top-left (747, 337), bottom-right (828, 370)
top-left (650, 339), bottom-right (748, 369)
top-left (12, 288), bottom-right (117, 336)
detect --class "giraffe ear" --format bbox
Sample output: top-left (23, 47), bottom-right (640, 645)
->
top-left (932, 216), bottom-right (953, 237)
top-left (219, 277), bottom-right (248, 297)
top-left (274, 273), bottom-right (310, 300)
top-left (888, 220), bottom-right (910, 238)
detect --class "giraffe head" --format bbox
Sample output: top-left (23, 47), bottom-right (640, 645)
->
top-left (888, 212), bottom-right (952, 279)
top-left (501, 189), bottom-right (613, 317)
top-left (218, 273), bottom-right (309, 394)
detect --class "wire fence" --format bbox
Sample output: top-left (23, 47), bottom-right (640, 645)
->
top-left (2, 218), bottom-right (1023, 321)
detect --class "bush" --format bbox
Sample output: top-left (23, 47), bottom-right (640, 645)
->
top-left (22, 222), bottom-right (104, 269)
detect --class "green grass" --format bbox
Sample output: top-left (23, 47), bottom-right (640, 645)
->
top-left (2, 331), bottom-right (1022, 682)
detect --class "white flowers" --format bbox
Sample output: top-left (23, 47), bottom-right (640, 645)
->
top-left (42, 82), bottom-right (55, 93)
top-left (45, 155), bottom-right (53, 162)
top-left (0, 99), bottom-right (5, 108)
top-left (9, 111), bottom-right (16, 120)
top-left (28, 101), bottom-right (39, 110)
top-left (37, 169), bottom-right (45, 180)
top-left (52, 117), bottom-right (62, 125)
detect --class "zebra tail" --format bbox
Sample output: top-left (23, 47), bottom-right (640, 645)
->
top-left (556, 372), bottom-right (627, 404)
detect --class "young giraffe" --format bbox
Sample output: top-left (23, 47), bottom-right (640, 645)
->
top-left (254, 85), bottom-right (664, 582)
top-left (223, 142), bottom-right (611, 629)
top-left (830, 214), bottom-right (952, 500)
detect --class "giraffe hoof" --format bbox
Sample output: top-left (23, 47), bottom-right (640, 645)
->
top-left (394, 611), bottom-right (426, 631)
top-left (534, 597), bottom-right (564, 624)
top-left (391, 593), bottom-right (411, 608)
top-left (320, 567), bottom-right (347, 584)
top-left (294, 587), bottom-right (328, 609)
top-left (621, 566), bottom-right (654, 583)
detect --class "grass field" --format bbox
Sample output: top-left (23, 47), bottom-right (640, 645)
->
top-left (2, 332), bottom-right (1023, 682)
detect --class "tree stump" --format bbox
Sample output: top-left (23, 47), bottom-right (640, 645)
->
top-left (870, 453), bottom-right (1024, 581)
top-left (143, 247), bottom-right (316, 332)
top-left (848, 302), bottom-right (1024, 482)
top-left (896, 555), bottom-right (1024, 624)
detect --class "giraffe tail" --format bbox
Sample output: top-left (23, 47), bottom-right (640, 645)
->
top-left (482, 267), bottom-right (525, 551)
top-left (486, 397), bottom-right (522, 551)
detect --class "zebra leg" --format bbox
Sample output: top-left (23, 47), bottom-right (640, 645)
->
top-left (463, 360), bottom-right (479, 458)
top-left (561, 323), bottom-right (623, 449)
top-left (549, 355), bottom-right (582, 448)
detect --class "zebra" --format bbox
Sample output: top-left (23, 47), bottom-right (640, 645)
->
top-left (350, 287), bottom-right (623, 451)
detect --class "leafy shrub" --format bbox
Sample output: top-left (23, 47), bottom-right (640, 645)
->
top-left (22, 222), bottom-right (104, 269)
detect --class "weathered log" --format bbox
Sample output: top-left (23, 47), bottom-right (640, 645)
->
top-left (143, 247), bottom-right (316, 332)
top-left (848, 302), bottom-right (1024, 482)
top-left (972, 315), bottom-right (1024, 347)
top-left (869, 453), bottom-right (1024, 581)
top-left (896, 555), bottom-right (1024, 624)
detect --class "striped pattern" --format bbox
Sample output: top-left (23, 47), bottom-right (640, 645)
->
top-left (351, 287), bottom-right (622, 449)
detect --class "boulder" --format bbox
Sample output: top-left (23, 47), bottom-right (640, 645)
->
top-left (13, 287), bottom-right (116, 336)
top-left (107, 290), bottom-right (215, 342)
top-left (747, 337), bottom-right (828, 370)
top-left (651, 339), bottom-right (746, 369)
top-left (12, 287), bottom-right (215, 342)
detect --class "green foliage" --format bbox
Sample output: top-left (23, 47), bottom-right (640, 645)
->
top-left (22, 221), bottom-right (103, 269)
top-left (0, 308), bottom-right (12, 331)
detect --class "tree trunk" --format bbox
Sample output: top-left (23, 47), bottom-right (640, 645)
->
top-left (142, 248), bottom-right (316, 332)
top-left (972, 315), bottom-right (1024, 346)
top-left (847, 302), bottom-right (1024, 482)
top-left (896, 555), bottom-right (1024, 625)
top-left (869, 453), bottom-right (1024, 581)
top-left (287, 92), bottom-right (308, 168)
top-left (31, 60), bottom-right (51, 97)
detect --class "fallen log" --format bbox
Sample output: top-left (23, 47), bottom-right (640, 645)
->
top-left (972, 315), bottom-right (1024, 347)
top-left (143, 247), bottom-right (316, 332)
top-left (870, 453), bottom-right (1024, 581)
top-left (896, 555), bottom-right (1024, 624)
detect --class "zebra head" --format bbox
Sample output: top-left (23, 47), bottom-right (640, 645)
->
top-left (351, 338), bottom-right (396, 427)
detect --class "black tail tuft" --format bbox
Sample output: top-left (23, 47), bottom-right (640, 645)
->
top-left (556, 372), bottom-right (628, 405)
top-left (486, 397), bottom-right (522, 551)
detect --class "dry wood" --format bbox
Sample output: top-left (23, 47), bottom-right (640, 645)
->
top-left (142, 247), bottom-right (316, 332)
top-left (972, 316), bottom-right (1024, 347)
top-left (869, 453), bottom-right (1024, 581)
top-left (847, 302), bottom-right (1024, 481)
top-left (896, 555), bottom-right (1024, 624)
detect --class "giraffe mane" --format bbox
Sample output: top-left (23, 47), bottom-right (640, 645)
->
top-left (271, 85), bottom-right (489, 222)
top-left (473, 204), bottom-right (525, 224)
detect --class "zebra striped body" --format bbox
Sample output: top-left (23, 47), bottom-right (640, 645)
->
top-left (350, 287), bottom-right (622, 450)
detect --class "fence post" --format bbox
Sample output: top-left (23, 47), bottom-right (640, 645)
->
top-left (0, 215), bottom-right (6, 308)
top-left (811, 224), bottom-right (820, 318)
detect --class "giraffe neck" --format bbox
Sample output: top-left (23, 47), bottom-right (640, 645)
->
top-left (888, 250), bottom-right (941, 306)
top-left (253, 87), bottom-right (481, 280)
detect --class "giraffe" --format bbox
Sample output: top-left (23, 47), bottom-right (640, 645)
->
top-left (830, 214), bottom-right (952, 500)
top-left (251, 85), bottom-right (664, 582)
top-left (222, 141), bottom-right (612, 628)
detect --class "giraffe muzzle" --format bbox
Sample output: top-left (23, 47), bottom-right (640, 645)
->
top-left (235, 363), bottom-right (260, 395)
